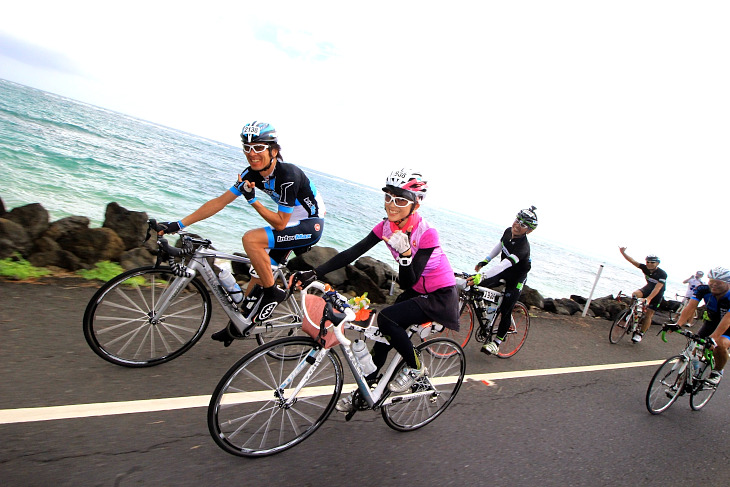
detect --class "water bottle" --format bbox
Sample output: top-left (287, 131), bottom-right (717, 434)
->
top-left (351, 339), bottom-right (377, 375)
top-left (691, 356), bottom-right (701, 377)
top-left (218, 269), bottom-right (243, 303)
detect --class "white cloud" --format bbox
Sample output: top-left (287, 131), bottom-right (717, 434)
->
top-left (1, 0), bottom-right (729, 279)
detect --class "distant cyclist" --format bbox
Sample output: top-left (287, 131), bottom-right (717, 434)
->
top-left (618, 249), bottom-right (667, 343)
top-left (673, 267), bottom-right (730, 385)
top-left (292, 168), bottom-right (459, 412)
top-left (468, 206), bottom-right (537, 356)
top-left (678, 270), bottom-right (704, 326)
top-left (158, 121), bottom-right (325, 345)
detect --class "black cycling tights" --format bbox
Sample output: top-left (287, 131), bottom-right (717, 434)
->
top-left (366, 298), bottom-right (428, 380)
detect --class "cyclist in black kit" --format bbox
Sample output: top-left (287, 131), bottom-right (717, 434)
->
top-left (158, 121), bottom-right (325, 345)
top-left (672, 267), bottom-right (730, 385)
top-left (468, 206), bottom-right (537, 356)
top-left (618, 249), bottom-right (667, 343)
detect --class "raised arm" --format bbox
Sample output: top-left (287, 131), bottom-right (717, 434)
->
top-left (619, 247), bottom-right (640, 268)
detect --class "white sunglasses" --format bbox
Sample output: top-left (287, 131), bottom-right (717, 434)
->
top-left (243, 143), bottom-right (269, 154)
top-left (384, 193), bottom-right (413, 208)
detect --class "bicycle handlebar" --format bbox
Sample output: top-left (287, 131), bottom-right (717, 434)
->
top-left (301, 281), bottom-right (356, 347)
top-left (659, 323), bottom-right (713, 347)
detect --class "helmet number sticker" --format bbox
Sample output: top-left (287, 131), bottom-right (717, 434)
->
top-left (242, 125), bottom-right (261, 136)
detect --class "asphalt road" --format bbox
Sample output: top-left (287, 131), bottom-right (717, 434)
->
top-left (1, 278), bottom-right (728, 487)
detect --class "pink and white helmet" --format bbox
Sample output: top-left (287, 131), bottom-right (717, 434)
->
top-left (383, 168), bottom-right (428, 202)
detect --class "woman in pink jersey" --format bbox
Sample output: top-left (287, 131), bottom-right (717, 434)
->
top-left (293, 168), bottom-right (458, 412)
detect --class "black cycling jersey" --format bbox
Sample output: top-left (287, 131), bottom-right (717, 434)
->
top-left (495, 227), bottom-right (531, 280)
top-left (637, 263), bottom-right (667, 297)
top-left (230, 161), bottom-right (322, 220)
top-left (693, 285), bottom-right (730, 335)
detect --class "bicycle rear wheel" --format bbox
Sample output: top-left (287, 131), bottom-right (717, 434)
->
top-left (609, 309), bottom-right (631, 344)
top-left (381, 338), bottom-right (465, 432)
top-left (646, 355), bottom-right (686, 414)
top-left (83, 266), bottom-right (211, 367)
top-left (495, 302), bottom-right (530, 358)
top-left (208, 337), bottom-right (343, 457)
top-left (422, 300), bottom-right (473, 357)
top-left (690, 363), bottom-right (718, 410)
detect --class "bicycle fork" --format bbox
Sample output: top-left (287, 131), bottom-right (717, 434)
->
top-left (275, 347), bottom-right (329, 408)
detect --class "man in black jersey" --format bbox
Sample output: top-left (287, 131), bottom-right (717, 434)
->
top-left (158, 121), bottom-right (325, 346)
top-left (469, 206), bottom-right (537, 356)
top-left (618, 249), bottom-right (667, 343)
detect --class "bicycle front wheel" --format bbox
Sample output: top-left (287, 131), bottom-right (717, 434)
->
top-left (422, 299), bottom-right (473, 356)
top-left (609, 309), bottom-right (631, 344)
top-left (83, 266), bottom-right (211, 367)
top-left (646, 355), bottom-right (686, 414)
top-left (208, 337), bottom-right (343, 457)
top-left (381, 338), bottom-right (465, 432)
top-left (495, 302), bottom-right (530, 358)
top-left (690, 364), bottom-right (718, 411)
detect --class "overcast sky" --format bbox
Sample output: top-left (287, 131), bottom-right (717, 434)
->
top-left (1, 0), bottom-right (728, 281)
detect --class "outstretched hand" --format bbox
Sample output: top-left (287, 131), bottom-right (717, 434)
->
top-left (157, 221), bottom-right (182, 236)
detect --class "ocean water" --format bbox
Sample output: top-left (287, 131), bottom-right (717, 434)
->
top-left (0, 79), bottom-right (687, 301)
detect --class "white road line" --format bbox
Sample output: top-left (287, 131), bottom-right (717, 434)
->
top-left (0, 360), bottom-right (664, 425)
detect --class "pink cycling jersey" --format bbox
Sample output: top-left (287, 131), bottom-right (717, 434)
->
top-left (372, 213), bottom-right (455, 294)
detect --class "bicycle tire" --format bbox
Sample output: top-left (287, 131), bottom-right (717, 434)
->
top-left (254, 294), bottom-right (306, 358)
top-left (208, 336), bottom-right (343, 457)
top-left (495, 302), bottom-right (530, 358)
top-left (609, 309), bottom-right (631, 344)
top-left (422, 299), bottom-right (473, 357)
top-left (690, 363), bottom-right (718, 410)
top-left (381, 338), bottom-right (465, 432)
top-left (83, 266), bottom-right (211, 367)
top-left (646, 355), bottom-right (686, 414)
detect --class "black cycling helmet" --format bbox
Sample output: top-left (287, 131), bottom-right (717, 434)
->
top-left (516, 206), bottom-right (538, 229)
top-left (240, 121), bottom-right (278, 144)
top-left (646, 255), bottom-right (660, 263)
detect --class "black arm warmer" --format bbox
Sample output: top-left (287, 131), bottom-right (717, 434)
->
top-left (315, 232), bottom-right (381, 276)
top-left (398, 246), bottom-right (435, 289)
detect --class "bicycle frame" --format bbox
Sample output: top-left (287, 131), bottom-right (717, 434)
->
top-left (662, 328), bottom-right (715, 385)
top-left (153, 234), bottom-right (301, 337)
top-left (621, 294), bottom-right (645, 328)
top-left (282, 283), bottom-right (440, 410)
top-left (468, 288), bottom-right (504, 338)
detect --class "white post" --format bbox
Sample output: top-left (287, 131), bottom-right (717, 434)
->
top-left (582, 264), bottom-right (604, 317)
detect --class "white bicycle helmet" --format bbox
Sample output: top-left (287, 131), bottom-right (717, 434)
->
top-left (708, 267), bottom-right (730, 283)
top-left (383, 168), bottom-right (428, 202)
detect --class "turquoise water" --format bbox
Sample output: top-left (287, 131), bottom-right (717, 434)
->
top-left (0, 79), bottom-right (686, 300)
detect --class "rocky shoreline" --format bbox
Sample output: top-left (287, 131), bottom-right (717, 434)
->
top-left (1, 198), bottom-right (685, 322)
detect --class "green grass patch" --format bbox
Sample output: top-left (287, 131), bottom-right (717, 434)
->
top-left (0, 254), bottom-right (52, 280)
top-left (76, 261), bottom-right (147, 286)
top-left (76, 261), bottom-right (125, 281)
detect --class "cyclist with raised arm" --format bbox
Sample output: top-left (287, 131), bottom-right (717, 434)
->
top-left (158, 121), bottom-right (325, 346)
top-left (293, 168), bottom-right (459, 412)
top-left (468, 206), bottom-right (537, 356)
top-left (673, 267), bottom-right (730, 385)
top-left (618, 249), bottom-right (667, 343)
